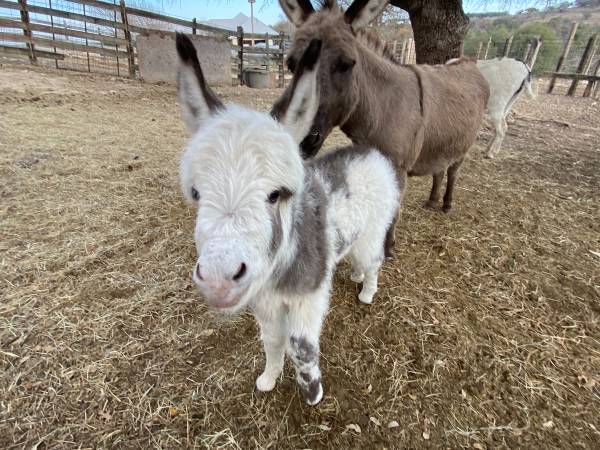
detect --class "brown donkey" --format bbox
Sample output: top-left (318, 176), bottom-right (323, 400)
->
top-left (274, 0), bottom-right (489, 251)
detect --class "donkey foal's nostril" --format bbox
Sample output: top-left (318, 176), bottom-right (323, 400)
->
top-left (195, 263), bottom-right (203, 281)
top-left (233, 263), bottom-right (246, 281)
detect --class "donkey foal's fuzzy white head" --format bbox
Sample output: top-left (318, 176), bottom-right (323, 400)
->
top-left (176, 34), bottom-right (321, 313)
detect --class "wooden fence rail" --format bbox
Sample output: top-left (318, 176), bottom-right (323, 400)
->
top-left (0, 0), bottom-right (290, 83)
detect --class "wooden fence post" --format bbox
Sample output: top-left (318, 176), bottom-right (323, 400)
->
top-left (567, 34), bottom-right (598, 96)
top-left (17, 0), bottom-right (36, 64)
top-left (237, 26), bottom-right (244, 86)
top-left (583, 59), bottom-right (600, 97)
top-left (83, 3), bottom-right (91, 72)
top-left (278, 31), bottom-right (285, 88)
top-left (528, 37), bottom-right (542, 70)
top-left (192, 18), bottom-right (197, 35)
top-left (400, 38), bottom-right (407, 64)
top-left (119, 0), bottom-right (135, 78)
top-left (548, 22), bottom-right (578, 93)
top-left (48, 0), bottom-right (59, 69)
top-left (483, 36), bottom-right (491, 59)
top-left (503, 35), bottom-right (513, 57)
top-left (392, 40), bottom-right (397, 58)
top-left (522, 42), bottom-right (531, 62)
top-left (475, 41), bottom-right (483, 59)
top-left (113, 0), bottom-right (120, 77)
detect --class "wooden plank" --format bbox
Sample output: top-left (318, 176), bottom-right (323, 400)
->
top-left (189, 21), bottom-right (233, 36)
top-left (243, 46), bottom-right (282, 55)
top-left (548, 22), bottom-right (578, 93)
top-left (0, 18), bottom-right (128, 46)
top-left (66, 0), bottom-right (120, 13)
top-left (0, 0), bottom-right (128, 31)
top-left (244, 31), bottom-right (287, 40)
top-left (124, 4), bottom-right (194, 28)
top-left (0, 44), bottom-right (65, 59)
top-left (0, 32), bottom-right (129, 58)
top-left (549, 72), bottom-right (600, 81)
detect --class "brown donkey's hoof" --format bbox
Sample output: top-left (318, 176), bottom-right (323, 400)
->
top-left (423, 200), bottom-right (438, 210)
top-left (442, 204), bottom-right (453, 214)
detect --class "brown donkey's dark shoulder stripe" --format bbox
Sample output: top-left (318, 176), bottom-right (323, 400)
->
top-left (405, 65), bottom-right (424, 116)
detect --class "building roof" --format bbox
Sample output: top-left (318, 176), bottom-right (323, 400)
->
top-left (206, 13), bottom-right (277, 35)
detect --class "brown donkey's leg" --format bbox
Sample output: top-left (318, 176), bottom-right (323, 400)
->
top-left (442, 159), bottom-right (464, 213)
top-left (384, 209), bottom-right (399, 259)
top-left (423, 171), bottom-right (444, 210)
top-left (384, 171), bottom-right (406, 259)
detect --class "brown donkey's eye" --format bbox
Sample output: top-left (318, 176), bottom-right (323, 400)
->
top-left (333, 56), bottom-right (356, 73)
top-left (191, 187), bottom-right (200, 201)
top-left (267, 190), bottom-right (281, 204)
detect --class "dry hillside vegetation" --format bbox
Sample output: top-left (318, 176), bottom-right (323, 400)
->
top-left (1, 64), bottom-right (599, 449)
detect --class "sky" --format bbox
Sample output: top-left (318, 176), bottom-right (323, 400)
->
top-left (161, 1), bottom-right (541, 26)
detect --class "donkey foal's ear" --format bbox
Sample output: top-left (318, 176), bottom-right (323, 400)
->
top-left (176, 33), bottom-right (224, 133)
top-left (279, 0), bottom-right (315, 27)
top-left (344, 0), bottom-right (389, 31)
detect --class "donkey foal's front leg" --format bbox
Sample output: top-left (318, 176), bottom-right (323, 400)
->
top-left (287, 294), bottom-right (327, 405)
top-left (255, 310), bottom-right (286, 392)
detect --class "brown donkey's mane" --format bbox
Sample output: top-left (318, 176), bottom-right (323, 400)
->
top-left (356, 28), bottom-right (399, 65)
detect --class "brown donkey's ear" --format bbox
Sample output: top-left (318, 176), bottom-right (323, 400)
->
top-left (279, 0), bottom-right (315, 26)
top-left (272, 39), bottom-right (322, 144)
top-left (344, 0), bottom-right (389, 31)
top-left (176, 33), bottom-right (224, 133)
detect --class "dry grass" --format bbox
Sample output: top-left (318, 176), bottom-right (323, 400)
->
top-left (1, 63), bottom-right (599, 449)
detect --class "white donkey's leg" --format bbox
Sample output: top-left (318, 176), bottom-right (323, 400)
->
top-left (254, 302), bottom-right (286, 392)
top-left (486, 111), bottom-right (507, 159)
top-left (287, 290), bottom-right (329, 405)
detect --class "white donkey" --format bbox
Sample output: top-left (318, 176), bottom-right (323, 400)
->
top-left (477, 57), bottom-right (536, 158)
top-left (176, 34), bottom-right (400, 405)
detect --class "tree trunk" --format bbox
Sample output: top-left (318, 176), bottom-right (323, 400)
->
top-left (390, 0), bottom-right (469, 65)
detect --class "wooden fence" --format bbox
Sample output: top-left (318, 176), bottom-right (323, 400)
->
top-left (0, 0), bottom-right (289, 85)
top-left (548, 23), bottom-right (599, 98)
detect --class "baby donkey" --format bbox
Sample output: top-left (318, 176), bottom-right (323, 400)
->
top-left (176, 34), bottom-right (399, 405)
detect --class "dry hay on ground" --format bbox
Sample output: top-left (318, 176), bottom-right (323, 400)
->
top-left (1, 64), bottom-right (599, 449)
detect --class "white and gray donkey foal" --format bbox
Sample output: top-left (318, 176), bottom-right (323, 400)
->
top-left (477, 57), bottom-right (536, 158)
top-left (176, 34), bottom-right (399, 405)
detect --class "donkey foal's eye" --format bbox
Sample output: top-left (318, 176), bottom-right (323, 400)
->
top-left (191, 187), bottom-right (200, 201)
top-left (267, 190), bottom-right (281, 204)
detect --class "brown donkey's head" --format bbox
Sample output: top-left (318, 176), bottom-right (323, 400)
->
top-left (273, 0), bottom-right (389, 158)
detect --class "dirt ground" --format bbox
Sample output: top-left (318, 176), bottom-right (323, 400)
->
top-left (1, 63), bottom-right (599, 449)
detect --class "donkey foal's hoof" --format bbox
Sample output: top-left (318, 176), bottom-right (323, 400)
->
top-left (305, 383), bottom-right (323, 406)
top-left (358, 291), bottom-right (375, 304)
top-left (256, 373), bottom-right (277, 392)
